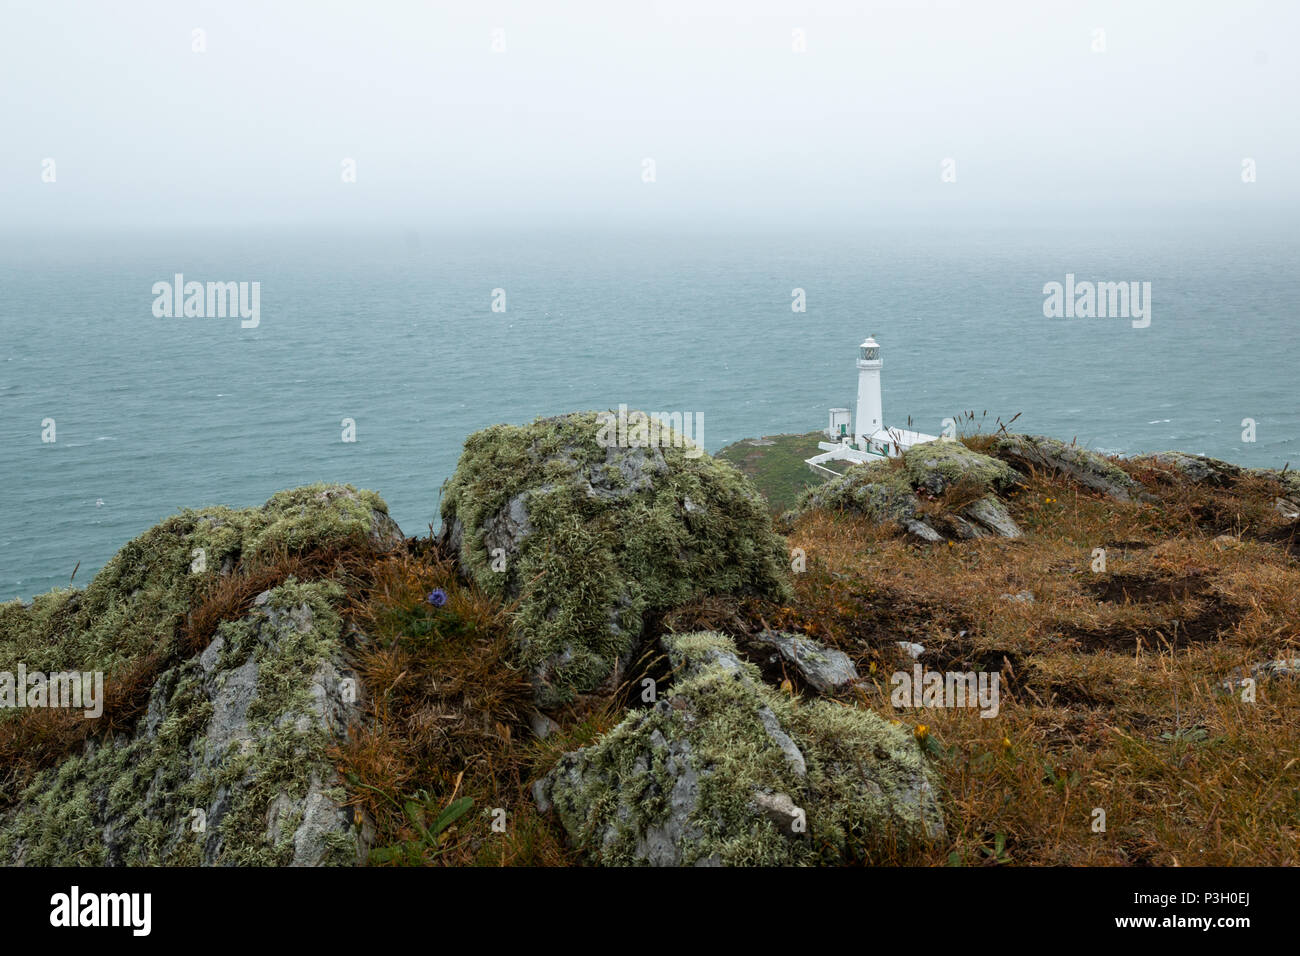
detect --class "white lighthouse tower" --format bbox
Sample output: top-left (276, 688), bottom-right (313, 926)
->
top-left (854, 336), bottom-right (883, 447)
top-left (803, 335), bottom-right (939, 477)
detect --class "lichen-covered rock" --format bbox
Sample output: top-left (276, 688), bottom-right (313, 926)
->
top-left (0, 484), bottom-right (399, 866)
top-left (1248, 468), bottom-right (1300, 516)
top-left (902, 440), bottom-right (1022, 497)
top-left (1257, 469), bottom-right (1300, 499)
top-left (534, 632), bottom-right (944, 865)
top-left (794, 441), bottom-right (1024, 541)
top-left (796, 460), bottom-right (918, 524)
top-left (960, 495), bottom-right (1023, 538)
top-left (438, 412), bottom-right (792, 708)
top-left (0, 483), bottom-right (401, 677)
top-left (0, 581), bottom-right (367, 865)
top-left (1131, 451), bottom-right (1243, 487)
top-left (753, 630), bottom-right (860, 696)
top-left (994, 434), bottom-right (1149, 502)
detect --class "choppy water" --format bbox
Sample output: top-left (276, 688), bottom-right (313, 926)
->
top-left (2, 217), bottom-right (1296, 598)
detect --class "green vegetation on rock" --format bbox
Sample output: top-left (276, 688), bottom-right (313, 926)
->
top-left (0, 483), bottom-right (396, 678)
top-left (0, 484), bottom-right (397, 866)
top-left (536, 631), bottom-right (943, 865)
top-left (790, 439), bottom-right (1025, 540)
top-left (439, 412), bottom-right (792, 707)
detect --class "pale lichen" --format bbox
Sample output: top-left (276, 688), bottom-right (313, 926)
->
top-left (0, 485), bottom-right (389, 866)
top-left (537, 631), bottom-right (944, 865)
top-left (794, 440), bottom-right (1021, 523)
top-left (440, 412), bottom-right (792, 706)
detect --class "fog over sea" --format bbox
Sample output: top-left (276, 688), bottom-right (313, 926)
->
top-left (1, 211), bottom-right (1296, 598)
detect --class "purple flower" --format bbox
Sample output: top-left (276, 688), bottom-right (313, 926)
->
top-left (426, 588), bottom-right (448, 608)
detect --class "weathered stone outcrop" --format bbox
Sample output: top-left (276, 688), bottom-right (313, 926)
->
top-left (1247, 468), bottom-right (1300, 517)
top-left (794, 440), bottom-right (1024, 541)
top-left (903, 440), bottom-right (1024, 497)
top-left (438, 412), bottom-right (792, 708)
top-left (0, 484), bottom-right (399, 865)
top-left (534, 632), bottom-right (944, 866)
top-left (1130, 451), bottom-right (1244, 487)
top-left (994, 434), bottom-right (1149, 502)
top-left (752, 630), bottom-right (860, 696)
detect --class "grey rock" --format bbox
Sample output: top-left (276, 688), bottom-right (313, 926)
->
top-left (754, 630), bottom-right (861, 696)
top-left (903, 518), bottom-right (945, 542)
top-left (996, 434), bottom-right (1151, 502)
top-left (758, 705), bottom-right (808, 776)
top-left (946, 513), bottom-right (988, 540)
top-left (1253, 658), bottom-right (1300, 680)
top-left (1132, 451), bottom-right (1243, 487)
top-left (1217, 658), bottom-right (1300, 695)
top-left (528, 710), bottom-right (561, 740)
top-left (535, 631), bottom-right (944, 866)
top-left (752, 791), bottom-right (804, 836)
top-left (962, 496), bottom-right (1023, 538)
top-left (1274, 497), bottom-right (1300, 519)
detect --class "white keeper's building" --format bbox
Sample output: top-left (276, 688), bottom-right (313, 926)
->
top-left (805, 336), bottom-right (939, 478)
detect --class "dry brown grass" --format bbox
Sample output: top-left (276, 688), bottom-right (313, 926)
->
top-left (333, 547), bottom-right (626, 866)
top-left (766, 468), bottom-right (1300, 865)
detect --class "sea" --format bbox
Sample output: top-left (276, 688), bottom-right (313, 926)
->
top-left (2, 212), bottom-right (1297, 598)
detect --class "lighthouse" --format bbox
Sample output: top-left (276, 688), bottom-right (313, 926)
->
top-left (854, 336), bottom-right (883, 447)
top-left (804, 335), bottom-right (939, 477)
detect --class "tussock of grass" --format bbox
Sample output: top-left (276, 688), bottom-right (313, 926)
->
top-left (336, 548), bottom-right (626, 865)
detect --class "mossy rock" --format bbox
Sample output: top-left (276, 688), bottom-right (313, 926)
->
top-left (0, 483), bottom-right (401, 678)
top-left (534, 631), bottom-right (944, 865)
top-left (794, 456), bottom-right (917, 522)
top-left (0, 580), bottom-right (368, 865)
top-left (791, 440), bottom-right (1023, 541)
top-left (994, 434), bottom-right (1148, 502)
top-left (1130, 451), bottom-right (1244, 487)
top-left (0, 484), bottom-right (400, 866)
top-left (438, 412), bottom-right (792, 708)
top-left (903, 440), bottom-right (1022, 497)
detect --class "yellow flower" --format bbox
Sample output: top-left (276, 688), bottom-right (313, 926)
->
top-left (779, 678), bottom-right (794, 696)
top-left (915, 724), bottom-right (929, 741)
top-left (1001, 737), bottom-right (1012, 753)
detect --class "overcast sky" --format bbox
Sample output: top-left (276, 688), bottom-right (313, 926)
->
top-left (3, 0), bottom-right (1296, 229)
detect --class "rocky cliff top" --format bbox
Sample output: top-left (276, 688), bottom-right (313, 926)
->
top-left (2, 419), bottom-right (1296, 867)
